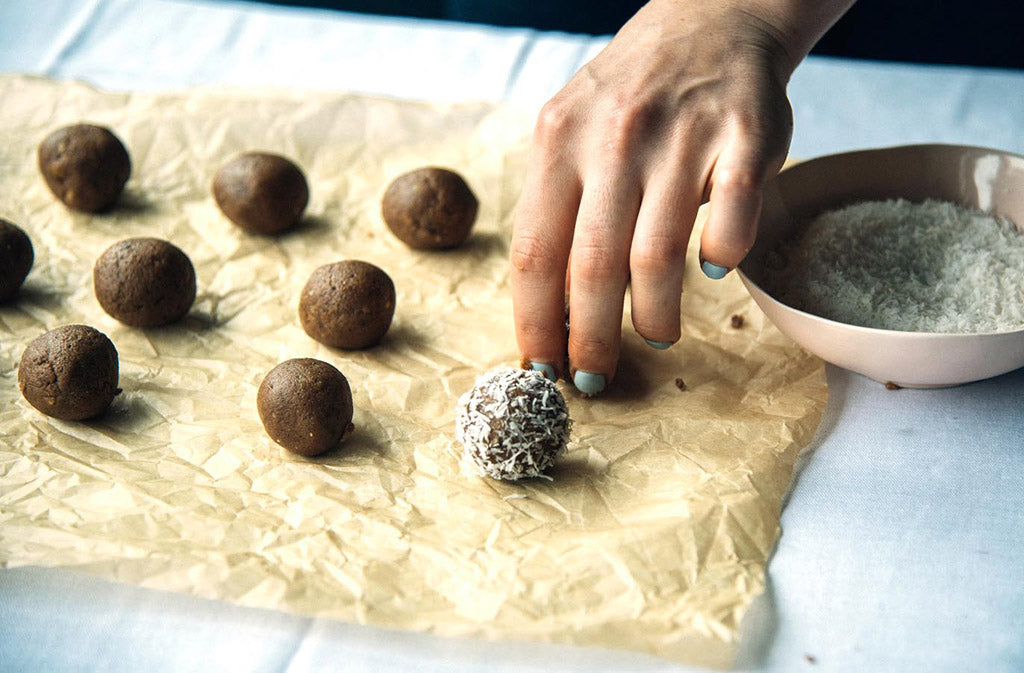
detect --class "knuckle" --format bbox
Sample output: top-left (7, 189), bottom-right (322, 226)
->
top-left (631, 313), bottom-right (679, 342)
top-left (727, 105), bottom-right (792, 162)
top-left (714, 165), bottom-right (763, 194)
top-left (535, 97), bottom-right (574, 145)
top-left (510, 234), bottom-right (563, 275)
top-left (631, 236), bottom-right (687, 277)
top-left (599, 98), bottom-right (650, 160)
top-left (570, 331), bottom-right (617, 362)
top-left (572, 242), bottom-right (624, 286)
top-left (517, 312), bottom-right (566, 348)
top-left (729, 108), bottom-right (770, 138)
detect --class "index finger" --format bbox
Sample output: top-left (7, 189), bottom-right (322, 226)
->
top-left (510, 151), bottom-right (581, 382)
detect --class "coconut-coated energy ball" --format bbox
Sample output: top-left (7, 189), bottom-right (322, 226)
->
top-left (37, 124), bottom-right (131, 213)
top-left (456, 367), bottom-right (571, 481)
top-left (18, 324), bottom-right (120, 421)
top-left (257, 358), bottom-right (354, 457)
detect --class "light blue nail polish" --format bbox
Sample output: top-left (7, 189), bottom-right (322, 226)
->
top-left (529, 361), bottom-right (557, 381)
top-left (701, 261), bottom-right (729, 280)
top-left (573, 370), bottom-right (606, 395)
top-left (644, 339), bottom-right (673, 350)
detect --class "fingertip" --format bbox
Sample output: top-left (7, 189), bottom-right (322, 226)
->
top-left (522, 358), bottom-right (559, 382)
top-left (566, 309), bottom-right (622, 397)
top-left (566, 344), bottom-right (618, 397)
top-left (566, 326), bottom-right (619, 397)
top-left (571, 368), bottom-right (607, 396)
top-left (700, 170), bottom-right (763, 272)
top-left (513, 302), bottom-right (569, 382)
top-left (700, 260), bottom-right (730, 280)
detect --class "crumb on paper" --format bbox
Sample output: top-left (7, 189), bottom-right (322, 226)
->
top-left (804, 653), bottom-right (817, 664)
top-left (885, 381), bottom-right (902, 391)
top-left (675, 378), bottom-right (687, 391)
top-left (730, 314), bottom-right (744, 329)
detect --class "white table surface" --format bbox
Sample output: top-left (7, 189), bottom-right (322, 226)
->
top-left (1, 1), bottom-right (1023, 671)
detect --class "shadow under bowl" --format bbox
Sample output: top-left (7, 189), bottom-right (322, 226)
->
top-left (738, 144), bottom-right (1024, 388)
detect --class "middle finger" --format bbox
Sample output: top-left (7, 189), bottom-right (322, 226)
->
top-left (567, 169), bottom-right (641, 395)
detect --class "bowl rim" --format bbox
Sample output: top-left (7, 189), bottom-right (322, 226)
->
top-left (782, 142), bottom-right (1024, 161)
top-left (739, 143), bottom-right (1024, 340)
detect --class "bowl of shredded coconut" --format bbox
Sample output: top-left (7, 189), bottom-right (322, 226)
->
top-left (738, 144), bottom-right (1024, 388)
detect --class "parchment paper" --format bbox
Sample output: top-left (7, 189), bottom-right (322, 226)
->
top-left (0, 75), bottom-right (826, 669)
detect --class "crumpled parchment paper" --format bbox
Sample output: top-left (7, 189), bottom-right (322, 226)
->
top-left (0, 75), bottom-right (826, 669)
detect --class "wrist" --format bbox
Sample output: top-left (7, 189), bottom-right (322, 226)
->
top-left (746, 0), bottom-right (857, 77)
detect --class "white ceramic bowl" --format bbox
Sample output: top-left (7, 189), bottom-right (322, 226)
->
top-left (738, 144), bottom-right (1024, 388)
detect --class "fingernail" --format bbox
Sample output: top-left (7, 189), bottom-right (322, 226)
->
top-left (701, 260), bottom-right (729, 280)
top-left (644, 339), bottom-right (673, 350)
top-left (572, 370), bottom-right (606, 395)
top-left (528, 361), bottom-right (557, 381)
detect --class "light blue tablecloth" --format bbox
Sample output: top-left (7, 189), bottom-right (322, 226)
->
top-left (1, 1), bottom-right (1022, 671)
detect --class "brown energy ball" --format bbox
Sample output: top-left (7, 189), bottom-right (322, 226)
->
top-left (0, 219), bottom-right (33, 303)
top-left (19, 324), bottom-right (120, 421)
top-left (456, 368), bottom-right (571, 481)
top-left (93, 238), bottom-right (196, 327)
top-left (212, 152), bottom-right (309, 235)
top-left (257, 358), bottom-right (354, 457)
top-left (37, 124), bottom-right (131, 213)
top-left (299, 260), bottom-right (395, 349)
top-left (381, 167), bottom-right (478, 249)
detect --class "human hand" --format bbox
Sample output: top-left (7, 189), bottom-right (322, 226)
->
top-left (510, 0), bottom-right (851, 395)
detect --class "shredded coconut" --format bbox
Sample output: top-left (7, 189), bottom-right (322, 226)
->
top-left (455, 368), bottom-right (571, 481)
top-left (762, 199), bottom-right (1024, 333)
